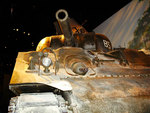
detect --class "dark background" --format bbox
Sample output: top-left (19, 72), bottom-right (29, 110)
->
top-left (1, 0), bottom-right (131, 112)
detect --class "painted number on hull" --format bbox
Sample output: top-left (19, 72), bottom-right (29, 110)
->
top-left (103, 40), bottom-right (111, 49)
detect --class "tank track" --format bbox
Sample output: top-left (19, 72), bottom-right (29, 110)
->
top-left (8, 92), bottom-right (76, 113)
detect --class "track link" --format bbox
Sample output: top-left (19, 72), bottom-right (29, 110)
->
top-left (8, 92), bottom-right (76, 113)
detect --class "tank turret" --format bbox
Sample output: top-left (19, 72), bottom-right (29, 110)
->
top-left (36, 9), bottom-right (112, 52)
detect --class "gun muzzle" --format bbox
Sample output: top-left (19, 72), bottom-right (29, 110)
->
top-left (56, 9), bottom-right (75, 46)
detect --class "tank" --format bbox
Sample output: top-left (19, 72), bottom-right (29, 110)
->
top-left (8, 9), bottom-right (150, 113)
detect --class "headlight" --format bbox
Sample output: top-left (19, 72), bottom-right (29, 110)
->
top-left (42, 57), bottom-right (52, 67)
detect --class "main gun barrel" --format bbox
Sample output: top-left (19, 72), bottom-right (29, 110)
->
top-left (55, 9), bottom-right (75, 46)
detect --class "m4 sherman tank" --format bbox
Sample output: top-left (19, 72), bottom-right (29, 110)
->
top-left (8, 9), bottom-right (150, 113)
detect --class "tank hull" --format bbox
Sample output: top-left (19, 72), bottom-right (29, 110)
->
top-left (9, 47), bottom-right (150, 113)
